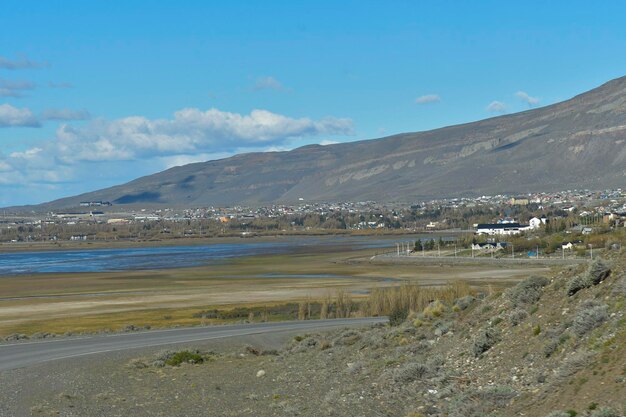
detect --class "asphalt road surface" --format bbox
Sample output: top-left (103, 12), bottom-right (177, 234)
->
top-left (0, 318), bottom-right (386, 371)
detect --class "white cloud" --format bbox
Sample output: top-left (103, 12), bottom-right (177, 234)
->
top-left (0, 55), bottom-right (48, 70)
top-left (320, 140), bottom-right (339, 146)
top-left (0, 103), bottom-right (40, 127)
top-left (515, 91), bottom-right (540, 106)
top-left (415, 94), bottom-right (441, 104)
top-left (254, 76), bottom-right (285, 91)
top-left (42, 108), bottom-right (91, 121)
top-left (53, 107), bottom-right (353, 162)
top-left (160, 152), bottom-right (231, 169)
top-left (0, 107), bottom-right (354, 201)
top-left (0, 79), bottom-right (36, 97)
top-left (486, 101), bottom-right (507, 114)
top-left (9, 147), bottom-right (43, 159)
top-left (0, 147), bottom-right (70, 186)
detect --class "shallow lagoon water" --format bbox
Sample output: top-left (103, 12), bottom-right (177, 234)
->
top-left (0, 235), bottom-right (405, 275)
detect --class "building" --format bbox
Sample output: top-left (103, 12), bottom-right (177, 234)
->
top-left (471, 242), bottom-right (507, 251)
top-left (509, 197), bottom-right (529, 206)
top-left (528, 216), bottom-right (547, 229)
top-left (475, 222), bottom-right (531, 236)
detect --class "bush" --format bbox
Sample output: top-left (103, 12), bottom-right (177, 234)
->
top-left (392, 362), bottom-right (431, 383)
top-left (587, 260), bottom-right (612, 284)
top-left (509, 308), bottom-right (529, 326)
top-left (163, 350), bottom-right (205, 366)
top-left (454, 295), bottom-right (475, 311)
top-left (423, 300), bottom-right (446, 318)
top-left (389, 304), bottom-right (409, 326)
top-left (433, 320), bottom-right (453, 336)
top-left (544, 339), bottom-right (559, 358)
top-left (567, 260), bottom-right (611, 296)
top-left (448, 386), bottom-right (516, 417)
top-left (589, 408), bottom-right (621, 417)
top-left (472, 327), bottom-right (501, 357)
top-left (508, 275), bottom-right (550, 306)
top-left (572, 301), bottom-right (608, 337)
top-left (556, 351), bottom-right (594, 380)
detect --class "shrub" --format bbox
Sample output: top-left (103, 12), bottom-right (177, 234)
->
top-left (572, 301), bottom-right (609, 337)
top-left (587, 260), bottom-right (612, 284)
top-left (567, 260), bottom-right (611, 296)
top-left (472, 327), bottom-right (501, 357)
top-left (589, 408), bottom-right (620, 417)
top-left (509, 308), bottom-right (529, 326)
top-left (508, 276), bottom-right (550, 306)
top-left (333, 330), bottom-right (361, 346)
top-left (423, 300), bottom-right (446, 319)
top-left (433, 320), bottom-right (453, 336)
top-left (392, 362), bottom-right (431, 383)
top-left (448, 386), bottom-right (516, 417)
top-left (544, 338), bottom-right (559, 358)
top-left (454, 295), bottom-right (475, 311)
top-left (389, 304), bottom-right (409, 326)
top-left (162, 350), bottom-right (205, 366)
top-left (556, 351), bottom-right (594, 380)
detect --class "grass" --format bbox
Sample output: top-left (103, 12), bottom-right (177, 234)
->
top-left (0, 238), bottom-right (546, 337)
top-left (362, 281), bottom-right (475, 318)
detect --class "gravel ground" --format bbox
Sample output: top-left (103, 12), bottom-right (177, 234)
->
top-left (2, 254), bottom-right (625, 417)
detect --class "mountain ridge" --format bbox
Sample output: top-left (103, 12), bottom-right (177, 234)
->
top-left (17, 76), bottom-right (626, 210)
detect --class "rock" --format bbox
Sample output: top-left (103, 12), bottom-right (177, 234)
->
top-left (256, 370), bottom-right (266, 378)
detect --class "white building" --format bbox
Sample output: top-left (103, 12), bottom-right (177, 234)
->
top-left (475, 222), bottom-right (532, 236)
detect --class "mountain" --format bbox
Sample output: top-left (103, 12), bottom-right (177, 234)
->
top-left (35, 77), bottom-right (626, 209)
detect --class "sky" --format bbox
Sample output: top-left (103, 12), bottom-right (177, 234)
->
top-left (2, 1), bottom-right (626, 206)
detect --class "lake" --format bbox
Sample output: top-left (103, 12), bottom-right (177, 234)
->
top-left (0, 235), bottom-right (409, 275)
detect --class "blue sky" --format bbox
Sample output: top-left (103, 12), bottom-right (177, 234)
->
top-left (2, 1), bottom-right (626, 206)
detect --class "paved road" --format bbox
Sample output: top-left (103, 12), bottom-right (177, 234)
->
top-left (0, 318), bottom-right (386, 371)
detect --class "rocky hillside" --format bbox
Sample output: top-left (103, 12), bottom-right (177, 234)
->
top-left (33, 76), bottom-right (626, 209)
top-left (20, 250), bottom-right (626, 416)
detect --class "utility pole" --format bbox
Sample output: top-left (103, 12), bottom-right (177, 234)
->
top-left (511, 244), bottom-right (514, 259)
top-left (590, 244), bottom-right (593, 260)
top-left (396, 243), bottom-right (400, 257)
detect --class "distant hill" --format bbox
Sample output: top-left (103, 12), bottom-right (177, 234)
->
top-left (28, 77), bottom-right (626, 209)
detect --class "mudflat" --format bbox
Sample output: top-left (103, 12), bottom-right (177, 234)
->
top-left (0, 236), bottom-right (548, 337)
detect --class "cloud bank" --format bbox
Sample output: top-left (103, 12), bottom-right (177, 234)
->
top-left (0, 104), bottom-right (40, 127)
top-left (1, 107), bottom-right (354, 187)
top-left (0, 79), bottom-right (37, 97)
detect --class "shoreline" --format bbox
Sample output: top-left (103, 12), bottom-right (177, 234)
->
top-left (0, 229), bottom-right (465, 254)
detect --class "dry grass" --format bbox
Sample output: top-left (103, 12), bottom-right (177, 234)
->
top-left (0, 239), bottom-right (539, 337)
top-left (360, 281), bottom-right (475, 317)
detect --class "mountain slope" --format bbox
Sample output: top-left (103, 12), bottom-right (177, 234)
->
top-left (41, 77), bottom-right (626, 208)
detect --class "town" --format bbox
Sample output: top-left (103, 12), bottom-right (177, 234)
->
top-left (1, 188), bottom-right (624, 258)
